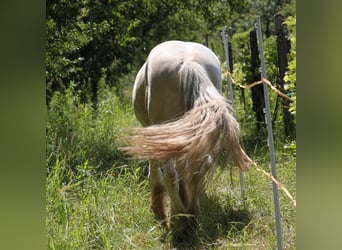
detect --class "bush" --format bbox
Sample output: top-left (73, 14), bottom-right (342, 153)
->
top-left (46, 79), bottom-right (137, 173)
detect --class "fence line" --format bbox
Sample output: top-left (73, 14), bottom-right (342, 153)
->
top-left (221, 15), bottom-right (295, 250)
top-left (226, 71), bottom-right (294, 102)
top-left (228, 162), bottom-right (296, 208)
top-left (223, 69), bottom-right (297, 209)
top-left (253, 163), bottom-right (296, 208)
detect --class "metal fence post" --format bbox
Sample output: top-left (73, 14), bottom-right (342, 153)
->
top-left (221, 27), bottom-right (245, 197)
top-left (255, 16), bottom-right (283, 250)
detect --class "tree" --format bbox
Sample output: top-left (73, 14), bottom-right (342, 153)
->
top-left (46, 0), bottom-right (141, 104)
top-left (46, 0), bottom-right (295, 109)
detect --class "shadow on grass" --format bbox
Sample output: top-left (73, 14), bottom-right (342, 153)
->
top-left (170, 194), bottom-right (252, 249)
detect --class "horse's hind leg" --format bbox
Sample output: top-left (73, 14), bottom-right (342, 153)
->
top-left (178, 179), bottom-right (189, 210)
top-left (163, 159), bottom-right (198, 244)
top-left (162, 159), bottom-right (186, 220)
top-left (149, 160), bottom-right (168, 228)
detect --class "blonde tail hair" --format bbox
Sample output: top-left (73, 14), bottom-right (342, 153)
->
top-left (121, 61), bottom-right (253, 172)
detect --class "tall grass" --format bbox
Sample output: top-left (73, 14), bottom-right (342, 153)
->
top-left (46, 160), bottom-right (162, 249)
top-left (46, 81), bottom-right (296, 249)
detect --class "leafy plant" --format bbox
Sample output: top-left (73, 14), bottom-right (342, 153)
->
top-left (284, 15), bottom-right (296, 117)
top-left (46, 80), bottom-right (136, 172)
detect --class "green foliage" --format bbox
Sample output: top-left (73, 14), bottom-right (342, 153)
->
top-left (46, 80), bottom-right (137, 172)
top-left (284, 15), bottom-right (296, 117)
top-left (46, 0), bottom-right (295, 102)
top-left (46, 0), bottom-right (141, 101)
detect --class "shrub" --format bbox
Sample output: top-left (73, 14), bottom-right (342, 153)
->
top-left (46, 78), bottom-right (137, 173)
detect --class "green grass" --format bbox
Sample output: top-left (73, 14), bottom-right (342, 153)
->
top-left (46, 83), bottom-right (296, 249)
top-left (47, 160), bottom-right (163, 249)
top-left (46, 150), bottom-right (295, 249)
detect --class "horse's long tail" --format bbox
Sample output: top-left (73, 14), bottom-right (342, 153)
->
top-left (121, 61), bottom-right (253, 171)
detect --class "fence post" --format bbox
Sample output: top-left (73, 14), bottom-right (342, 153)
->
top-left (255, 16), bottom-right (283, 250)
top-left (221, 27), bottom-right (245, 197)
top-left (248, 29), bottom-right (266, 133)
top-left (275, 13), bottom-right (295, 140)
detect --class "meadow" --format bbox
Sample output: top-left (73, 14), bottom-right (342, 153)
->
top-left (46, 81), bottom-right (296, 249)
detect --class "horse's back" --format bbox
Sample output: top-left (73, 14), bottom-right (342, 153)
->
top-left (148, 41), bottom-right (221, 89)
top-left (134, 40), bottom-right (222, 125)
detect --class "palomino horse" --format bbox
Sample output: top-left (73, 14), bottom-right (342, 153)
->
top-left (122, 40), bottom-right (253, 241)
